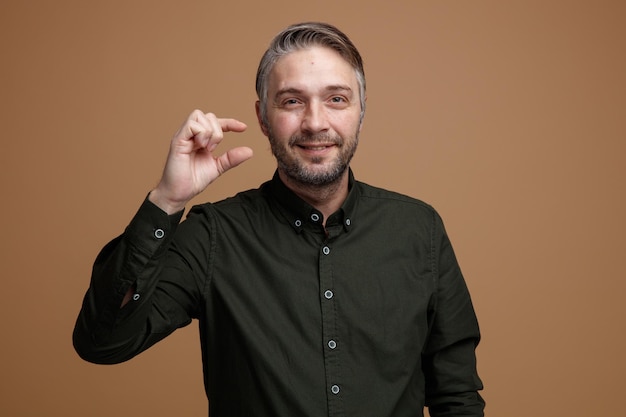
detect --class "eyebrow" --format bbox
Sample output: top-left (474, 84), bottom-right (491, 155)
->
top-left (273, 85), bottom-right (354, 100)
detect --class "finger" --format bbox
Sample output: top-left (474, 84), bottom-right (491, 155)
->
top-left (219, 118), bottom-right (248, 133)
top-left (177, 111), bottom-right (214, 143)
top-left (215, 146), bottom-right (254, 175)
top-left (194, 111), bottom-right (215, 133)
top-left (186, 109), bottom-right (211, 137)
top-left (185, 120), bottom-right (212, 149)
top-left (204, 115), bottom-right (225, 152)
top-left (207, 118), bottom-right (247, 152)
top-left (169, 120), bottom-right (207, 154)
top-left (187, 113), bottom-right (223, 150)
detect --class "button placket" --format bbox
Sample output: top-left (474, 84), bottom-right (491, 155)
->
top-left (318, 241), bottom-right (342, 413)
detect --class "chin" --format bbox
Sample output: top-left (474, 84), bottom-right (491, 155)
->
top-left (294, 165), bottom-right (348, 186)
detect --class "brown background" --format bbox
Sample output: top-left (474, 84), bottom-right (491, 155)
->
top-left (2, 1), bottom-right (624, 416)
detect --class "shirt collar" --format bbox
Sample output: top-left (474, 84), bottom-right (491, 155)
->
top-left (264, 169), bottom-right (358, 234)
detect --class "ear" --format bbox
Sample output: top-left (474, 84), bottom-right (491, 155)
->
top-left (255, 101), bottom-right (269, 137)
top-left (358, 94), bottom-right (367, 132)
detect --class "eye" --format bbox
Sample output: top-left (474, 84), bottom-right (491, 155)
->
top-left (328, 96), bottom-right (350, 108)
top-left (282, 98), bottom-right (302, 106)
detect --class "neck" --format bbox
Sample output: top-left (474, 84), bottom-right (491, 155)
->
top-left (278, 169), bottom-right (350, 223)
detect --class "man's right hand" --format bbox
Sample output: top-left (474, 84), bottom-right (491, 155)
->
top-left (149, 110), bottom-right (254, 214)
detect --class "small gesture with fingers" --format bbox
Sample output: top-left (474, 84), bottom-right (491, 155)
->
top-left (149, 110), bottom-right (254, 214)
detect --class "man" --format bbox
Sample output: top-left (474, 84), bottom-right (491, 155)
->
top-left (74, 22), bottom-right (485, 416)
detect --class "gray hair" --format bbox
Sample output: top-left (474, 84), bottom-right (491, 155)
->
top-left (255, 22), bottom-right (366, 126)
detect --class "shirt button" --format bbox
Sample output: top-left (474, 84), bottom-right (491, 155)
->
top-left (345, 218), bottom-right (351, 226)
top-left (132, 293), bottom-right (140, 301)
top-left (322, 246), bottom-right (330, 255)
top-left (331, 385), bottom-right (340, 395)
top-left (324, 290), bottom-right (334, 299)
top-left (154, 228), bottom-right (165, 239)
top-left (311, 213), bottom-right (320, 222)
top-left (328, 340), bottom-right (337, 349)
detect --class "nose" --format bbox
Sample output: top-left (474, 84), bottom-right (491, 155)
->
top-left (301, 101), bottom-right (330, 134)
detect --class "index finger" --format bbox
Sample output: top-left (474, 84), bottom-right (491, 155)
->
top-left (219, 118), bottom-right (248, 133)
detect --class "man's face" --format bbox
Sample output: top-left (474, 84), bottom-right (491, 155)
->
top-left (258, 46), bottom-right (363, 186)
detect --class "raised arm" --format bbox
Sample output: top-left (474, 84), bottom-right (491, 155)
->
top-left (118, 110), bottom-right (253, 307)
top-left (73, 110), bottom-right (253, 363)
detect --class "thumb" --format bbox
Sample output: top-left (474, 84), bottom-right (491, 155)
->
top-left (215, 146), bottom-right (254, 174)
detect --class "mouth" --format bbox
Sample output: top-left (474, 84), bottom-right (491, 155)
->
top-left (295, 143), bottom-right (338, 159)
top-left (289, 134), bottom-right (341, 157)
top-left (296, 144), bottom-right (336, 151)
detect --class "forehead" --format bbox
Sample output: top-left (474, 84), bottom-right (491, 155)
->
top-left (268, 46), bottom-right (357, 92)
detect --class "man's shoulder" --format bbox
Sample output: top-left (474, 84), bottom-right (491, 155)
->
top-left (355, 181), bottom-right (435, 213)
top-left (187, 182), bottom-right (270, 217)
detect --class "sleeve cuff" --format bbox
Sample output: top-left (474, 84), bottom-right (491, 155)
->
top-left (123, 194), bottom-right (185, 257)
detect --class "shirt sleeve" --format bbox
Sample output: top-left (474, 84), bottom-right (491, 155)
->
top-left (72, 196), bottom-right (199, 364)
top-left (423, 211), bottom-right (485, 416)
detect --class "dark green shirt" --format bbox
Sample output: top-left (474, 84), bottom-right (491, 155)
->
top-left (74, 171), bottom-right (484, 416)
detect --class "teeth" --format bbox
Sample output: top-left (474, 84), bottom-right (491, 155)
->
top-left (299, 145), bottom-right (329, 150)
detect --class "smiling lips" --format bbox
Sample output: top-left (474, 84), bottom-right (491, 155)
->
top-left (291, 134), bottom-right (342, 156)
top-left (297, 143), bottom-right (336, 150)
top-left (295, 143), bottom-right (338, 158)
top-left (292, 136), bottom-right (341, 150)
